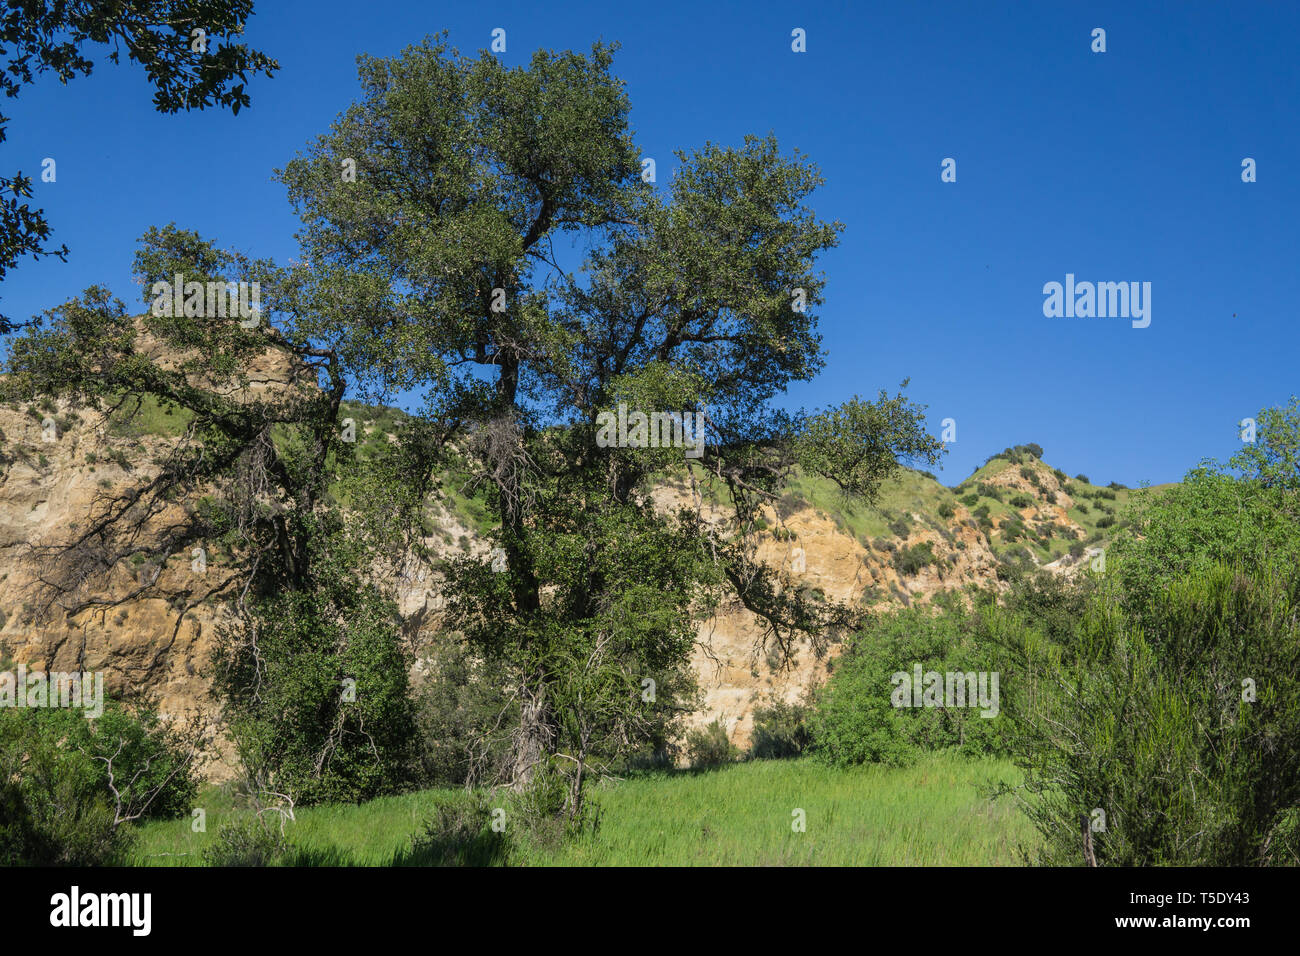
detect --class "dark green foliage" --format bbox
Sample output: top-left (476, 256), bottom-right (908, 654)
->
top-left (937, 501), bottom-right (955, 519)
top-left (1001, 519), bottom-right (1027, 541)
top-left (1096, 515), bottom-right (1115, 529)
top-left (1075, 474), bottom-right (1090, 484)
top-left (0, 704), bottom-right (198, 865)
top-left (986, 444), bottom-right (1042, 466)
top-left (213, 585), bottom-right (417, 806)
top-left (960, 493), bottom-right (978, 507)
top-left (415, 640), bottom-right (513, 787)
top-left (996, 566), bottom-right (1300, 866)
top-left (996, 405), bottom-right (1300, 865)
top-left (749, 700), bottom-right (814, 759)
top-left (1008, 494), bottom-right (1032, 509)
top-left (686, 719), bottom-right (739, 768)
top-left (893, 541), bottom-right (937, 576)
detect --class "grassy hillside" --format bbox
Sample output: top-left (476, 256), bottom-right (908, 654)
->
top-left (110, 399), bottom-right (1175, 576)
top-left (130, 753), bottom-right (1036, 866)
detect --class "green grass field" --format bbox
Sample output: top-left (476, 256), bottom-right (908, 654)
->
top-left (130, 753), bottom-right (1038, 866)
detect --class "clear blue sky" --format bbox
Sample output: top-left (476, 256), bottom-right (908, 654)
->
top-left (4, 0), bottom-right (1297, 486)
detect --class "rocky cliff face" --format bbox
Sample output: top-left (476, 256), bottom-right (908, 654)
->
top-left (0, 355), bottom-right (1110, 775)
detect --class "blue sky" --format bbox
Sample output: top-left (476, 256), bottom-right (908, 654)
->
top-left (4, 0), bottom-right (1297, 486)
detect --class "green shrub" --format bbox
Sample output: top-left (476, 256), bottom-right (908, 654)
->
top-left (686, 719), bottom-right (738, 768)
top-left (893, 541), bottom-right (937, 576)
top-left (960, 493), bottom-right (978, 507)
top-left (415, 640), bottom-right (512, 787)
top-left (997, 565), bottom-right (1300, 866)
top-left (1009, 494), bottom-right (1033, 509)
top-left (201, 818), bottom-right (291, 867)
top-left (0, 703), bottom-right (197, 865)
top-left (749, 700), bottom-right (813, 760)
top-left (404, 794), bottom-right (511, 866)
top-left (937, 501), bottom-right (955, 519)
top-left (1074, 474), bottom-right (1090, 484)
top-left (810, 599), bottom-right (1006, 768)
top-left (213, 584), bottom-right (416, 806)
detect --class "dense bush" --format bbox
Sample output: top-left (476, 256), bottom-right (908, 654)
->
top-left (214, 584), bottom-right (417, 806)
top-left (995, 565), bottom-right (1300, 866)
top-left (937, 501), bottom-right (955, 519)
top-left (201, 818), bottom-right (291, 867)
top-left (686, 720), bottom-right (738, 768)
top-left (810, 598), bottom-right (1007, 768)
top-left (415, 640), bottom-right (513, 787)
top-left (749, 700), bottom-right (814, 759)
top-left (0, 704), bottom-right (198, 865)
top-left (1001, 519), bottom-right (1027, 541)
top-left (1008, 494), bottom-right (1033, 509)
top-left (893, 541), bottom-right (937, 575)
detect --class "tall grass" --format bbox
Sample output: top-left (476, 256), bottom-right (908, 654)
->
top-left (130, 753), bottom-right (1036, 866)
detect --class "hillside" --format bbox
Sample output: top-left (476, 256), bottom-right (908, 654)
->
top-left (0, 378), bottom-right (1166, 774)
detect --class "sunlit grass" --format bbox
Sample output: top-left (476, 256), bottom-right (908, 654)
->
top-left (130, 753), bottom-right (1036, 866)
